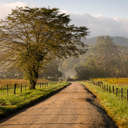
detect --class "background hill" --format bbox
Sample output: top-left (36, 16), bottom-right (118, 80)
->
top-left (59, 36), bottom-right (128, 80)
top-left (86, 36), bottom-right (128, 46)
top-left (0, 35), bottom-right (128, 80)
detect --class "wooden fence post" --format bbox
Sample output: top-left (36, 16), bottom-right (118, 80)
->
top-left (116, 88), bottom-right (118, 96)
top-left (127, 89), bottom-right (128, 101)
top-left (7, 85), bottom-right (8, 95)
top-left (1, 87), bottom-right (2, 95)
top-left (20, 84), bottom-right (22, 93)
top-left (14, 84), bottom-right (17, 94)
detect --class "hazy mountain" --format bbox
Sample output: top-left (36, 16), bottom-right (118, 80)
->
top-left (0, 35), bottom-right (128, 79)
top-left (85, 36), bottom-right (128, 46)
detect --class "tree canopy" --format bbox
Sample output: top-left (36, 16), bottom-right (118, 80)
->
top-left (0, 7), bottom-right (88, 89)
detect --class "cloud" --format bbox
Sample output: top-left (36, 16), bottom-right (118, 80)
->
top-left (0, 2), bottom-right (27, 19)
top-left (70, 13), bottom-right (128, 37)
top-left (0, 3), bottom-right (127, 38)
top-left (59, 9), bottom-right (69, 14)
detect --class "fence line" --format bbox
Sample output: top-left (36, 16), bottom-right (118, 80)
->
top-left (0, 82), bottom-right (49, 96)
top-left (91, 81), bottom-right (128, 102)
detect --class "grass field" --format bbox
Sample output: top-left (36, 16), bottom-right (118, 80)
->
top-left (92, 78), bottom-right (128, 87)
top-left (0, 81), bottom-right (69, 119)
top-left (82, 80), bottom-right (128, 128)
top-left (0, 79), bottom-right (49, 87)
top-left (0, 80), bottom-right (57, 96)
top-left (92, 78), bottom-right (128, 100)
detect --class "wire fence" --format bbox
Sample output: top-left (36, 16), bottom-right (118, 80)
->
top-left (0, 82), bottom-right (49, 96)
top-left (91, 81), bottom-right (128, 101)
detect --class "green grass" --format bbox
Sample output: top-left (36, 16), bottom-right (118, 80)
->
top-left (82, 81), bottom-right (128, 128)
top-left (0, 82), bottom-right (57, 96)
top-left (91, 78), bottom-right (128, 99)
top-left (0, 81), bottom-right (69, 119)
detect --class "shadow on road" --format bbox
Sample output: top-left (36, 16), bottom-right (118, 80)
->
top-left (0, 83), bottom-right (71, 124)
top-left (83, 85), bottom-right (118, 128)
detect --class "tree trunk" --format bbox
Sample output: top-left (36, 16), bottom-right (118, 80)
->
top-left (29, 79), bottom-right (37, 89)
top-left (29, 70), bottom-right (39, 89)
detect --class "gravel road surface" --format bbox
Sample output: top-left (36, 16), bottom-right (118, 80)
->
top-left (0, 82), bottom-right (117, 128)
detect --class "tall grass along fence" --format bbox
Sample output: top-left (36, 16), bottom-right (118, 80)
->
top-left (0, 81), bottom-right (49, 96)
top-left (91, 80), bottom-right (128, 102)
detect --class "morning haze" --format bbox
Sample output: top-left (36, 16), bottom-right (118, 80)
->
top-left (0, 1), bottom-right (127, 128)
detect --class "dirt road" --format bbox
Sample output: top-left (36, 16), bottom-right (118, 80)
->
top-left (0, 83), bottom-right (117, 128)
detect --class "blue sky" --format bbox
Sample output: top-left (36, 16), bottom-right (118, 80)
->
top-left (0, 0), bottom-right (127, 37)
top-left (0, 0), bottom-right (127, 18)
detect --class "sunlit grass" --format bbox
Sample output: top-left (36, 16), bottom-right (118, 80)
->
top-left (82, 81), bottom-right (128, 128)
top-left (92, 78), bottom-right (128, 86)
top-left (0, 81), bottom-right (69, 118)
top-left (0, 79), bottom-right (49, 88)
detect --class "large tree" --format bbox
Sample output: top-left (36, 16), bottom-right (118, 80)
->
top-left (0, 7), bottom-right (88, 89)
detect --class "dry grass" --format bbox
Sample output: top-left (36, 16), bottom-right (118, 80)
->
top-left (92, 78), bottom-right (128, 86)
top-left (0, 79), bottom-right (49, 87)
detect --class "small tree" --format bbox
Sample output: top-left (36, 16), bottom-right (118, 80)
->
top-left (0, 7), bottom-right (88, 89)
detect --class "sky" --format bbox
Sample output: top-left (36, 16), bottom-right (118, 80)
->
top-left (0, 0), bottom-right (128, 37)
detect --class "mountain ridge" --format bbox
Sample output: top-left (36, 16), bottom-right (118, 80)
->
top-left (85, 36), bottom-right (128, 46)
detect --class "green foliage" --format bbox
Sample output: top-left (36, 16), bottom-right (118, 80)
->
top-left (0, 7), bottom-right (88, 88)
top-left (0, 98), bottom-right (9, 106)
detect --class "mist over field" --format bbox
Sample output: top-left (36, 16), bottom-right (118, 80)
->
top-left (0, 1), bottom-right (128, 81)
top-left (0, 1), bottom-right (128, 128)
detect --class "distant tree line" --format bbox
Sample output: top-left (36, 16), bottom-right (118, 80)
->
top-left (75, 36), bottom-right (128, 79)
top-left (2, 36), bottom-right (128, 80)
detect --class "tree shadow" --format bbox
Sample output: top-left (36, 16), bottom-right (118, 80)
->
top-left (82, 85), bottom-right (118, 128)
top-left (0, 83), bottom-right (71, 123)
